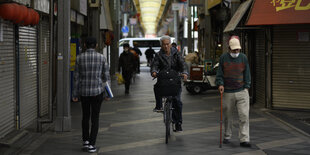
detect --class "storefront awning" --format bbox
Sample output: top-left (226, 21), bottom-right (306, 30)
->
top-left (223, 0), bottom-right (253, 32)
top-left (246, 0), bottom-right (310, 26)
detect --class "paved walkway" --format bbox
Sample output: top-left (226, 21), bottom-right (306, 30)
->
top-left (2, 67), bottom-right (310, 155)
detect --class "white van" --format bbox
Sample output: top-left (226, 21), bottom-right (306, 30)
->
top-left (118, 37), bottom-right (175, 64)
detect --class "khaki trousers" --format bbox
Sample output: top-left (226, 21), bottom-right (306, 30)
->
top-left (223, 89), bottom-right (250, 142)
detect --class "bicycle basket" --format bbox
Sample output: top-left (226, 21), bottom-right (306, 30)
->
top-left (154, 70), bottom-right (181, 97)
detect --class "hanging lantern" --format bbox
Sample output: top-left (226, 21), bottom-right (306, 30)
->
top-left (23, 8), bottom-right (33, 26)
top-left (35, 11), bottom-right (40, 25)
top-left (0, 3), bottom-right (17, 21)
top-left (14, 5), bottom-right (28, 24)
top-left (29, 9), bottom-right (37, 25)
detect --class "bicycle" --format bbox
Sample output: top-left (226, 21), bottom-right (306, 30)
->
top-left (162, 96), bottom-right (173, 144)
top-left (153, 72), bottom-right (185, 144)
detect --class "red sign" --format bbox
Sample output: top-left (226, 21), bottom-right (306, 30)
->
top-left (246, 0), bottom-right (310, 25)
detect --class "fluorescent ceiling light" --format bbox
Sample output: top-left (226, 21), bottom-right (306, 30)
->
top-left (139, 0), bottom-right (162, 34)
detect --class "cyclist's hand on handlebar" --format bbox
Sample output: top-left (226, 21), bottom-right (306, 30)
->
top-left (181, 74), bottom-right (188, 81)
top-left (152, 72), bottom-right (157, 78)
top-left (218, 85), bottom-right (224, 94)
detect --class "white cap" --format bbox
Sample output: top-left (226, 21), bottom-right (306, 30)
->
top-left (229, 38), bottom-right (241, 50)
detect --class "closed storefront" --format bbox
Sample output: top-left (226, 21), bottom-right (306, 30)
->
top-left (39, 18), bottom-right (50, 117)
top-left (246, 0), bottom-right (310, 110)
top-left (272, 25), bottom-right (310, 110)
top-left (254, 30), bottom-right (266, 106)
top-left (0, 20), bottom-right (16, 138)
top-left (19, 26), bottom-right (38, 128)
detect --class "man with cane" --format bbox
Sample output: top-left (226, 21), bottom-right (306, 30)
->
top-left (216, 36), bottom-right (251, 147)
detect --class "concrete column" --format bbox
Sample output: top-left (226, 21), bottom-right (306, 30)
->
top-left (204, 0), bottom-right (211, 59)
top-left (55, 0), bottom-right (71, 132)
top-left (174, 0), bottom-right (178, 43)
top-left (90, 8), bottom-right (100, 51)
top-left (110, 0), bottom-right (120, 75)
top-left (187, 3), bottom-right (192, 53)
top-left (266, 27), bottom-right (272, 109)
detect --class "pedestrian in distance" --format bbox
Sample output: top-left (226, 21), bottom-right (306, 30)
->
top-left (171, 42), bottom-right (178, 51)
top-left (145, 46), bottom-right (155, 66)
top-left (151, 35), bottom-right (188, 132)
top-left (118, 43), bottom-right (136, 94)
top-left (72, 37), bottom-right (110, 153)
top-left (133, 42), bottom-right (142, 73)
top-left (215, 36), bottom-right (252, 147)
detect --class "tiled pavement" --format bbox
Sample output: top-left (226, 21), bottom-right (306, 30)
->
top-left (2, 67), bottom-right (310, 155)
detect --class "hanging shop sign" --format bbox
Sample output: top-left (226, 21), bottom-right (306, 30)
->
top-left (70, 9), bottom-right (76, 22)
top-left (207, 0), bottom-right (222, 9)
top-left (189, 0), bottom-right (204, 6)
top-left (77, 13), bottom-right (84, 25)
top-left (246, 0), bottom-right (310, 25)
top-left (12, 0), bottom-right (31, 6)
top-left (129, 18), bottom-right (137, 25)
top-left (71, 0), bottom-right (87, 16)
top-left (33, 0), bottom-right (50, 14)
top-left (172, 3), bottom-right (181, 11)
top-left (100, 0), bottom-right (113, 30)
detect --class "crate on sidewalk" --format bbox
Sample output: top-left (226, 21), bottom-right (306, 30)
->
top-left (190, 65), bottom-right (204, 81)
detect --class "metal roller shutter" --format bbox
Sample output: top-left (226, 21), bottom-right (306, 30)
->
top-left (254, 30), bottom-right (266, 106)
top-left (19, 26), bottom-right (38, 128)
top-left (0, 20), bottom-right (16, 138)
top-left (272, 25), bottom-right (310, 110)
top-left (39, 19), bottom-right (50, 117)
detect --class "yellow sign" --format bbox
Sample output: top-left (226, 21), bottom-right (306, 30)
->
top-left (208, 0), bottom-right (222, 9)
top-left (270, 0), bottom-right (310, 12)
top-left (70, 43), bottom-right (76, 71)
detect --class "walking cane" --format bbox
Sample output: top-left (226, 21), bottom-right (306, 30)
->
top-left (219, 92), bottom-right (223, 148)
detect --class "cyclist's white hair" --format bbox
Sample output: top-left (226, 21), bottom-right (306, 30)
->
top-left (160, 35), bottom-right (171, 46)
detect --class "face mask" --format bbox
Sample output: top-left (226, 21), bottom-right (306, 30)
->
top-left (230, 53), bottom-right (239, 58)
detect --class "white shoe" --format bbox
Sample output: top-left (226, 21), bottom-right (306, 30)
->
top-left (83, 140), bottom-right (89, 149)
top-left (88, 145), bottom-right (97, 153)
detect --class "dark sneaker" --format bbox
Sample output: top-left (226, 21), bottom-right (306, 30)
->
top-left (125, 90), bottom-right (129, 94)
top-left (175, 123), bottom-right (183, 132)
top-left (88, 145), bottom-right (97, 153)
top-left (240, 142), bottom-right (251, 147)
top-left (153, 107), bottom-right (163, 112)
top-left (223, 139), bottom-right (230, 144)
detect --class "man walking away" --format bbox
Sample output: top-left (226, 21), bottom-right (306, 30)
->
top-left (133, 42), bottom-right (142, 73)
top-left (119, 43), bottom-right (136, 94)
top-left (145, 46), bottom-right (155, 66)
top-left (216, 36), bottom-right (252, 147)
top-left (73, 37), bottom-right (109, 153)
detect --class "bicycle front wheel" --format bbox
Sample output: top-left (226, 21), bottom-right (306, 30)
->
top-left (165, 100), bottom-right (171, 144)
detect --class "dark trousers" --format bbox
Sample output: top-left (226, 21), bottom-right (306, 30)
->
top-left (155, 88), bottom-right (183, 124)
top-left (122, 71), bottom-right (132, 92)
top-left (137, 57), bottom-right (140, 73)
top-left (81, 93), bottom-right (103, 145)
top-left (172, 88), bottom-right (183, 124)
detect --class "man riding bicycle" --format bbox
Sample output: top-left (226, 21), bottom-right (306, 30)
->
top-left (151, 35), bottom-right (188, 132)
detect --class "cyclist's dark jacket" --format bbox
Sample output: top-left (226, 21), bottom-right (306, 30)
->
top-left (151, 47), bottom-right (187, 75)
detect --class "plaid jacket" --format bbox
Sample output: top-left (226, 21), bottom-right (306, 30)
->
top-left (73, 49), bottom-right (108, 97)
